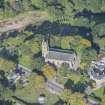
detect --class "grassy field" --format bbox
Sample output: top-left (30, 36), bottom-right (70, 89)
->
top-left (14, 87), bottom-right (59, 105)
top-left (93, 87), bottom-right (105, 98)
top-left (14, 73), bottom-right (59, 105)
top-left (68, 73), bottom-right (86, 83)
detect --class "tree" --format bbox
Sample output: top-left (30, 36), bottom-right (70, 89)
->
top-left (34, 75), bottom-right (45, 90)
top-left (60, 89), bottom-right (86, 105)
top-left (46, 0), bottom-right (64, 21)
top-left (92, 23), bottom-right (105, 37)
top-left (101, 0), bottom-right (105, 11)
top-left (0, 99), bottom-right (15, 105)
top-left (58, 66), bottom-right (67, 77)
top-left (3, 37), bottom-right (23, 47)
top-left (0, 74), bottom-right (13, 103)
top-left (58, 64), bottom-right (71, 77)
top-left (80, 39), bottom-right (92, 48)
top-left (31, 0), bottom-right (45, 9)
top-left (34, 57), bottom-right (44, 70)
top-left (50, 36), bottom-right (61, 48)
top-left (70, 17), bottom-right (90, 27)
top-left (29, 73), bottom-right (45, 90)
top-left (101, 95), bottom-right (105, 105)
top-left (94, 37), bottom-right (105, 50)
top-left (43, 64), bottom-right (56, 80)
top-left (61, 36), bottom-right (74, 49)
top-left (19, 54), bottom-right (35, 70)
top-left (81, 48), bottom-right (97, 65)
top-left (30, 41), bottom-right (41, 54)
top-left (84, 0), bottom-right (102, 13)
top-left (0, 57), bottom-right (16, 72)
top-left (69, 36), bottom-right (87, 55)
top-left (0, 0), bottom-right (5, 9)
top-left (21, 0), bottom-right (31, 11)
top-left (22, 38), bottom-right (41, 55)
top-left (60, 89), bottom-right (72, 105)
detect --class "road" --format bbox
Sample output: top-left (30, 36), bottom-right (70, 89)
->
top-left (0, 11), bottom-right (48, 33)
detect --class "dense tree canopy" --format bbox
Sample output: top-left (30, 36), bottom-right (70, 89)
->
top-left (60, 89), bottom-right (86, 105)
top-left (81, 48), bottom-right (97, 65)
top-left (0, 0), bottom-right (105, 104)
top-left (92, 23), bottom-right (105, 37)
top-left (43, 64), bottom-right (56, 80)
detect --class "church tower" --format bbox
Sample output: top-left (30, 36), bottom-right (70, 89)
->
top-left (42, 39), bottom-right (49, 58)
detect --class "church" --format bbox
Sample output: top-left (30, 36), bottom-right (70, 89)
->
top-left (42, 39), bottom-right (80, 71)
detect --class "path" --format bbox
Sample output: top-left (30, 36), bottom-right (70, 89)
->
top-left (0, 11), bottom-right (48, 33)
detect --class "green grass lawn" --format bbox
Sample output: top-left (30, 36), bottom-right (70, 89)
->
top-left (0, 57), bottom-right (16, 72)
top-left (14, 73), bottom-right (59, 105)
top-left (93, 87), bottom-right (105, 98)
top-left (68, 73), bottom-right (86, 83)
top-left (14, 87), bottom-right (59, 105)
top-left (41, 90), bottom-right (59, 105)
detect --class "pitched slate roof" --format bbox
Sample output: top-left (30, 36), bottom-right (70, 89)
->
top-left (89, 57), bottom-right (105, 80)
top-left (46, 48), bottom-right (75, 61)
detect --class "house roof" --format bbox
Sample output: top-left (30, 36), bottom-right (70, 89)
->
top-left (89, 57), bottom-right (105, 80)
top-left (46, 48), bottom-right (76, 61)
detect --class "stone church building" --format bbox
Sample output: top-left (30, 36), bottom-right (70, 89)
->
top-left (42, 39), bottom-right (80, 70)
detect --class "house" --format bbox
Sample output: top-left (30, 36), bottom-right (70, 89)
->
top-left (7, 64), bottom-right (31, 86)
top-left (42, 39), bottom-right (80, 70)
top-left (16, 64), bottom-right (31, 77)
top-left (7, 71), bottom-right (20, 83)
top-left (46, 80), bottom-right (64, 94)
top-left (88, 57), bottom-right (105, 87)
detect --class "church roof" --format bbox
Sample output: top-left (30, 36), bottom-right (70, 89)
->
top-left (46, 48), bottom-right (75, 61)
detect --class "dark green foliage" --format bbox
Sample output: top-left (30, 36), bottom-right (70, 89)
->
top-left (64, 79), bottom-right (87, 93)
top-left (81, 48), bottom-right (97, 64)
top-left (0, 48), bottom-right (18, 63)
top-left (0, 99), bottom-right (15, 105)
top-left (0, 0), bottom-right (5, 9)
top-left (92, 23), bottom-right (105, 37)
top-left (0, 71), bottom-right (13, 100)
top-left (58, 64), bottom-right (71, 77)
top-left (1, 0), bottom-right (105, 104)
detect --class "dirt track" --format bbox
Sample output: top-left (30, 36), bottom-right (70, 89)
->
top-left (0, 11), bottom-right (48, 33)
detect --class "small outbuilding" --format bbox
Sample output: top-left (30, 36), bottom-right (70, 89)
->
top-left (38, 95), bottom-right (46, 104)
